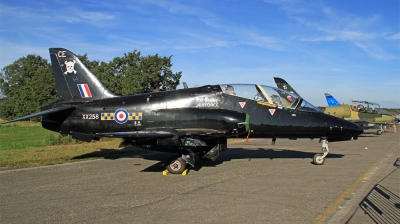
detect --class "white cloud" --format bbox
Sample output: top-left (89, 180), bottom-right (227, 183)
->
top-left (0, 3), bottom-right (116, 27)
top-left (302, 30), bottom-right (377, 42)
top-left (263, 0), bottom-right (312, 15)
top-left (387, 32), bottom-right (400, 40)
top-left (242, 33), bottom-right (284, 51)
top-left (136, 0), bottom-right (219, 28)
top-left (353, 42), bottom-right (397, 60)
top-left (263, 1), bottom-right (398, 60)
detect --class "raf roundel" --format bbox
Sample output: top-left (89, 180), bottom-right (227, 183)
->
top-left (114, 108), bottom-right (129, 124)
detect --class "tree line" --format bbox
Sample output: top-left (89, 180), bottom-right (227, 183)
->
top-left (0, 51), bottom-right (182, 120)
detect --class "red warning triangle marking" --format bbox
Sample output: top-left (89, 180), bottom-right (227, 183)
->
top-left (269, 109), bottom-right (276, 115)
top-left (239, 102), bottom-right (246, 108)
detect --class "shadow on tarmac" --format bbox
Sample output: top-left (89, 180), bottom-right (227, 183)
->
top-left (73, 147), bottom-right (344, 173)
top-left (72, 146), bottom-right (153, 160)
top-left (358, 184), bottom-right (400, 223)
top-left (357, 135), bottom-right (383, 138)
top-left (347, 158), bottom-right (400, 223)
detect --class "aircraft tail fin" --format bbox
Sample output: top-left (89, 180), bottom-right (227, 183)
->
top-left (273, 77), bottom-right (300, 96)
top-left (324, 93), bottom-right (341, 106)
top-left (49, 48), bottom-right (118, 102)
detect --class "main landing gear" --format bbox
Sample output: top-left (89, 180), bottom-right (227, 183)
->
top-left (166, 156), bottom-right (187, 174)
top-left (166, 151), bottom-right (196, 174)
top-left (313, 138), bottom-right (329, 165)
top-left (164, 137), bottom-right (225, 175)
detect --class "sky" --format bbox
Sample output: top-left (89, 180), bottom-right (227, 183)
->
top-left (0, 0), bottom-right (399, 108)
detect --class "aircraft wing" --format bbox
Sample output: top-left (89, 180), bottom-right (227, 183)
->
top-left (352, 120), bottom-right (377, 129)
top-left (353, 119), bottom-right (395, 130)
top-left (96, 127), bottom-right (235, 139)
top-left (1, 106), bottom-right (76, 124)
top-left (96, 131), bottom-right (175, 138)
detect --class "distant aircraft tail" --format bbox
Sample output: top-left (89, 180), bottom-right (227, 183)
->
top-left (49, 48), bottom-right (118, 102)
top-left (273, 77), bottom-right (300, 96)
top-left (324, 93), bottom-right (341, 106)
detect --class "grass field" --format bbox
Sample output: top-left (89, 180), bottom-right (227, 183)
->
top-left (0, 122), bottom-right (150, 170)
top-left (1, 122), bottom-right (56, 150)
top-left (0, 121), bottom-right (243, 170)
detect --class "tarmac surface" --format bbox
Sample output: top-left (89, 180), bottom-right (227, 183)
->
top-left (1, 129), bottom-right (399, 223)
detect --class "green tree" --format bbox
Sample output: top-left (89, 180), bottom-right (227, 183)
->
top-left (98, 51), bottom-right (182, 95)
top-left (77, 54), bottom-right (100, 71)
top-left (105, 51), bottom-right (143, 95)
top-left (0, 55), bottom-right (57, 120)
top-left (91, 61), bottom-right (119, 94)
top-left (140, 54), bottom-right (182, 92)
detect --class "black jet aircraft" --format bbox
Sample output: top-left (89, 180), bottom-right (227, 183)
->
top-left (3, 48), bottom-right (364, 173)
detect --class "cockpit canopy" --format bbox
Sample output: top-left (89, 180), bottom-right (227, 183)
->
top-left (220, 84), bottom-right (321, 112)
top-left (351, 100), bottom-right (381, 114)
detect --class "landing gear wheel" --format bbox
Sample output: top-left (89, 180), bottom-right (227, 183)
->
top-left (166, 157), bottom-right (186, 174)
top-left (313, 153), bottom-right (325, 165)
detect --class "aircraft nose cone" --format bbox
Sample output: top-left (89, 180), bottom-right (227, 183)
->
top-left (348, 121), bottom-right (364, 135)
top-left (326, 115), bottom-right (364, 137)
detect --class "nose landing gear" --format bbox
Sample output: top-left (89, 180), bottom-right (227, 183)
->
top-left (313, 139), bottom-right (329, 165)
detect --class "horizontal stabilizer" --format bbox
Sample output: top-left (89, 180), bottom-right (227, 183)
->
top-left (1, 106), bottom-right (75, 124)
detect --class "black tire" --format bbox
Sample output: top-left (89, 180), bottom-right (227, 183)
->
top-left (166, 157), bottom-right (186, 174)
top-left (313, 153), bottom-right (325, 165)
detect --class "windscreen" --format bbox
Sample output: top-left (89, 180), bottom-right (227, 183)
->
top-left (260, 85), bottom-right (299, 108)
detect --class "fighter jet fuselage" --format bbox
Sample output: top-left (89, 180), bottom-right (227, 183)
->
top-left (42, 84), bottom-right (361, 143)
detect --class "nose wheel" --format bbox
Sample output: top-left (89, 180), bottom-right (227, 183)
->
top-left (313, 153), bottom-right (325, 165)
top-left (313, 139), bottom-right (329, 165)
